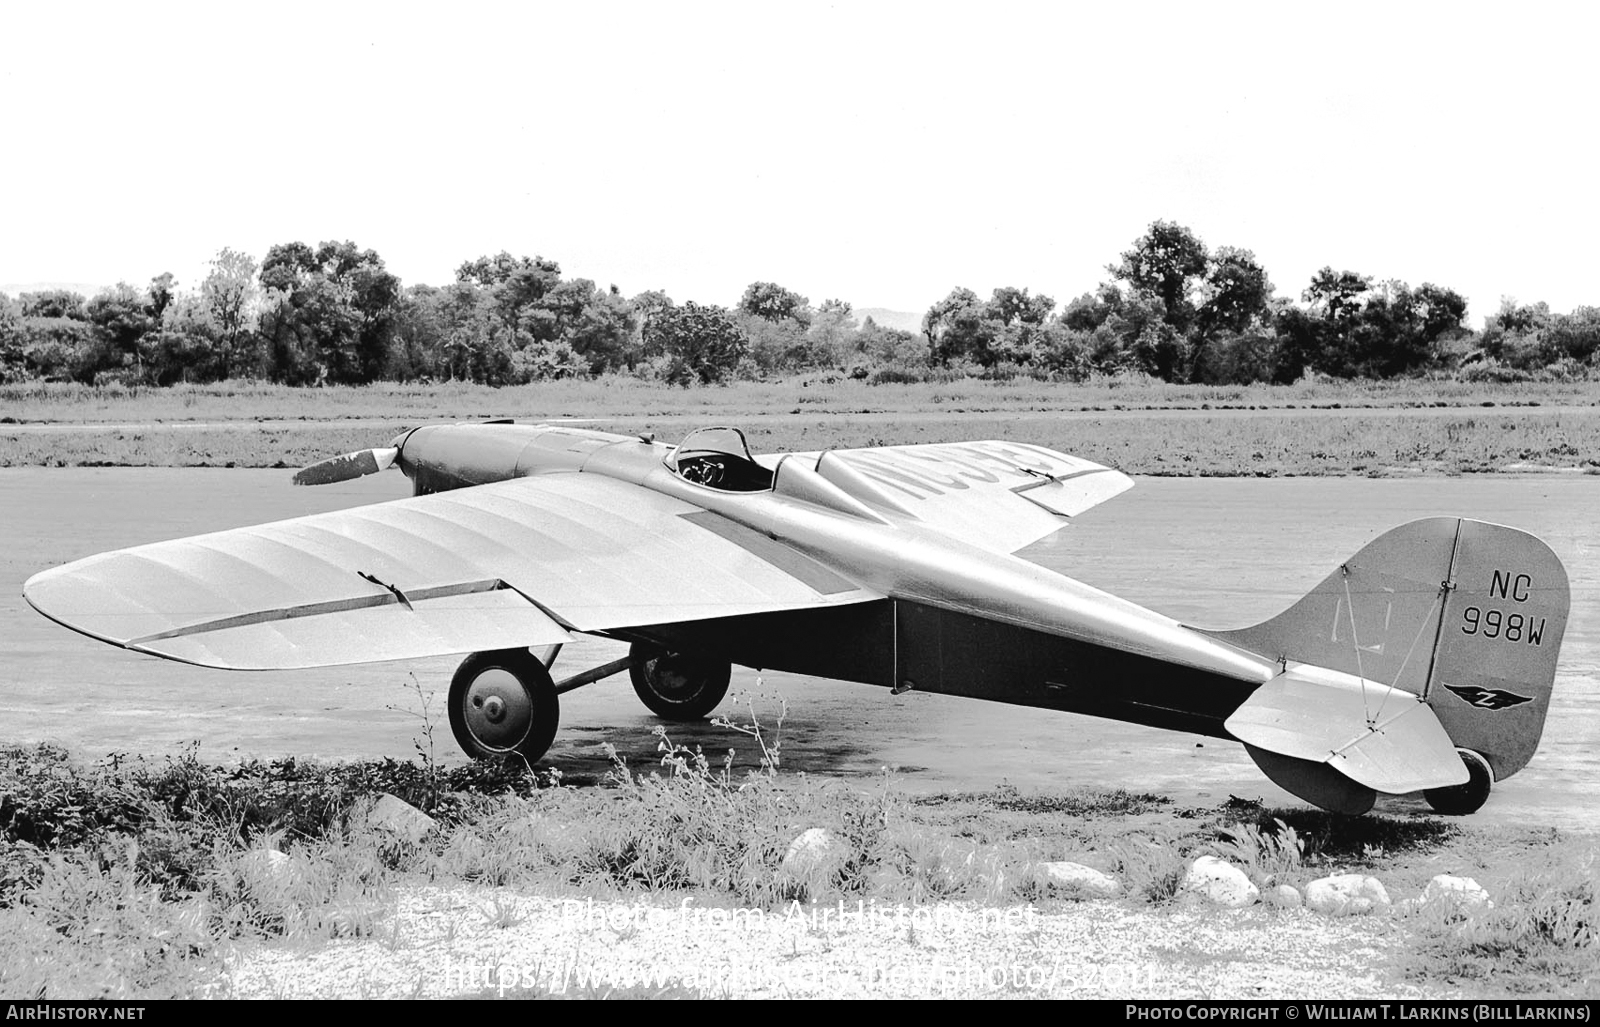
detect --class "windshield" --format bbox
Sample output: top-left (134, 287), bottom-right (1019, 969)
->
top-left (666, 427), bottom-right (773, 492)
top-left (669, 427), bottom-right (754, 465)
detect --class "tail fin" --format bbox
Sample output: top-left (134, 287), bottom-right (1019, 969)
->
top-left (1205, 518), bottom-right (1568, 809)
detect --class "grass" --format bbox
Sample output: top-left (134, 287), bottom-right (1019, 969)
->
top-left (2, 374), bottom-right (1596, 424)
top-left (0, 742), bottom-right (544, 998)
top-left (1403, 848), bottom-right (1598, 996)
top-left (3, 734), bottom-right (1592, 998)
top-left (3, 376), bottom-right (1600, 475)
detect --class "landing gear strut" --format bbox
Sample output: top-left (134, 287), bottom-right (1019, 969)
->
top-left (448, 649), bottom-right (559, 762)
top-left (628, 642), bottom-right (732, 721)
top-left (1424, 748), bottom-right (1493, 815)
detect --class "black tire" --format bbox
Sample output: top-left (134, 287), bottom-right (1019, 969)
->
top-left (1423, 748), bottom-right (1493, 816)
top-left (628, 642), bottom-right (732, 721)
top-left (448, 649), bottom-right (559, 762)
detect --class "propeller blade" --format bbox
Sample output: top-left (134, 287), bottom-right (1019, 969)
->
top-left (292, 447), bottom-right (399, 486)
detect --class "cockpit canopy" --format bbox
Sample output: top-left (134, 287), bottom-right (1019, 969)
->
top-left (667, 426), bottom-right (774, 492)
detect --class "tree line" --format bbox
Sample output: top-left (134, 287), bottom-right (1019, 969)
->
top-left (919, 222), bottom-right (1598, 385)
top-left (2, 222), bottom-right (1595, 388)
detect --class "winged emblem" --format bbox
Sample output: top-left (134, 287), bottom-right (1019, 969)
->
top-left (1444, 684), bottom-right (1534, 711)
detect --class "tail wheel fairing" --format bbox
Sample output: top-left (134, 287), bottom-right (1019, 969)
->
top-left (1244, 744), bottom-right (1377, 816)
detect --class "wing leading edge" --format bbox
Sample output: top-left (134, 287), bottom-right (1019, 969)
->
top-left (24, 474), bottom-right (880, 670)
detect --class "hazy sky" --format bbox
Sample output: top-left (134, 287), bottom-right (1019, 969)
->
top-left (3, 1), bottom-right (1594, 325)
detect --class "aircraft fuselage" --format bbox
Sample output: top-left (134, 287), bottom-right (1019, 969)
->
top-left (398, 422), bottom-right (1276, 735)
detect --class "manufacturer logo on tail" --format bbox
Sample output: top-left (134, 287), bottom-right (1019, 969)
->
top-left (1444, 684), bottom-right (1534, 711)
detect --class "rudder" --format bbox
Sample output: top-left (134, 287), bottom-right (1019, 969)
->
top-left (1426, 519), bottom-right (1568, 780)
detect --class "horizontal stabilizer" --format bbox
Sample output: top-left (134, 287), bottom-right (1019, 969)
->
top-left (1226, 664), bottom-right (1469, 796)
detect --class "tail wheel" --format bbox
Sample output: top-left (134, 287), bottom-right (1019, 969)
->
top-left (448, 649), bottom-right (559, 762)
top-left (1424, 748), bottom-right (1494, 815)
top-left (628, 642), bottom-right (731, 721)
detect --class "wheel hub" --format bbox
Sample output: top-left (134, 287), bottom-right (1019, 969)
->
top-left (462, 668), bottom-right (532, 749)
top-left (648, 657), bottom-right (700, 699)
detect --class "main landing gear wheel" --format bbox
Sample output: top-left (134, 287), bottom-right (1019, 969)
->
top-left (448, 649), bottom-right (559, 762)
top-left (628, 642), bottom-right (732, 721)
top-left (1423, 748), bottom-right (1493, 816)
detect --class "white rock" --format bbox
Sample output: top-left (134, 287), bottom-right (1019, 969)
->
top-left (1423, 874), bottom-right (1493, 910)
top-left (238, 848), bottom-right (301, 900)
top-left (370, 792), bottom-right (438, 843)
top-left (1181, 856), bottom-right (1260, 908)
top-left (1039, 861), bottom-right (1123, 898)
top-left (1267, 884), bottom-right (1303, 908)
top-left (241, 848), bottom-right (293, 879)
top-left (1306, 874), bottom-right (1391, 915)
top-left (781, 827), bottom-right (848, 879)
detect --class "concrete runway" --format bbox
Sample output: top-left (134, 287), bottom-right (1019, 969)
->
top-left (3, 467), bottom-right (1596, 829)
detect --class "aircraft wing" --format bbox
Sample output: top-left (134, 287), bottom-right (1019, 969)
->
top-left (23, 474), bottom-right (880, 671)
top-left (795, 440), bottom-right (1133, 553)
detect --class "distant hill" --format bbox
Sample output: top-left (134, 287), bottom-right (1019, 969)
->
top-left (854, 307), bottom-right (922, 334)
top-left (0, 282), bottom-right (107, 300)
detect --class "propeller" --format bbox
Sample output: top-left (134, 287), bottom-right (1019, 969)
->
top-left (292, 446), bottom-right (399, 486)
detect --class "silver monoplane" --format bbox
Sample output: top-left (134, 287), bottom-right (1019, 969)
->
top-left (25, 422), bottom-right (1569, 815)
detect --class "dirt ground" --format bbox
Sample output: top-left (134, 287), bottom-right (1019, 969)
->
top-left (2, 467), bottom-right (1595, 831)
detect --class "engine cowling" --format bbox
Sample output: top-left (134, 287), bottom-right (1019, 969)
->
top-left (400, 423), bottom-right (625, 495)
